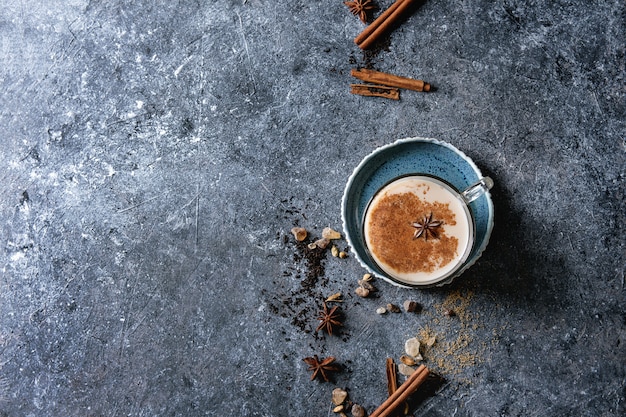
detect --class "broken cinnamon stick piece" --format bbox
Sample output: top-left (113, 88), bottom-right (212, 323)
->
top-left (369, 365), bottom-right (430, 417)
top-left (351, 68), bottom-right (431, 92)
top-left (355, 0), bottom-right (417, 50)
top-left (350, 84), bottom-right (400, 100)
top-left (386, 358), bottom-right (410, 416)
top-left (385, 358), bottom-right (398, 396)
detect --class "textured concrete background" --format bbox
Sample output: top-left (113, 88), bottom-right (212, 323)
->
top-left (0, 0), bottom-right (624, 416)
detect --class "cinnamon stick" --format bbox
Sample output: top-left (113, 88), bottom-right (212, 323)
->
top-left (369, 365), bottom-right (430, 417)
top-left (385, 358), bottom-right (398, 396)
top-left (354, 0), bottom-right (407, 46)
top-left (350, 84), bottom-right (400, 100)
top-left (385, 358), bottom-right (406, 417)
top-left (351, 68), bottom-right (431, 92)
top-left (355, 0), bottom-right (417, 50)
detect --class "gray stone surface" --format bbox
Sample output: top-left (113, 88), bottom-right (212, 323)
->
top-left (0, 0), bottom-right (624, 416)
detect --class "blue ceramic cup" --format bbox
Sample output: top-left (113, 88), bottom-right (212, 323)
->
top-left (341, 137), bottom-right (494, 288)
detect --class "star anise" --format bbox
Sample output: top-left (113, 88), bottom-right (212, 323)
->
top-left (303, 355), bottom-right (340, 382)
top-left (411, 212), bottom-right (443, 240)
top-left (344, 0), bottom-right (376, 24)
top-left (316, 302), bottom-right (343, 335)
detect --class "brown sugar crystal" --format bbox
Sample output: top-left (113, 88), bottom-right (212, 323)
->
top-left (366, 192), bottom-right (459, 274)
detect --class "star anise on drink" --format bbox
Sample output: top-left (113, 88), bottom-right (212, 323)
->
top-left (344, 0), bottom-right (376, 24)
top-left (412, 212), bottom-right (443, 240)
top-left (303, 355), bottom-right (340, 382)
top-left (316, 302), bottom-right (343, 335)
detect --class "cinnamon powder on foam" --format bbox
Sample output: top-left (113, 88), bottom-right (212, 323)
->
top-left (366, 192), bottom-right (459, 274)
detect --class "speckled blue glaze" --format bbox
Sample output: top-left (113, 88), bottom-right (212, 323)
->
top-left (341, 137), bottom-right (495, 288)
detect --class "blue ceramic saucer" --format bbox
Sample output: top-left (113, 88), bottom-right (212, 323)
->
top-left (341, 137), bottom-right (495, 288)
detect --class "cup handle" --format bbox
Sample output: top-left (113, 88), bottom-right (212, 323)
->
top-left (461, 177), bottom-right (494, 204)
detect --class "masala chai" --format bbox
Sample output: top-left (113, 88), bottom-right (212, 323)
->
top-left (363, 176), bottom-right (474, 285)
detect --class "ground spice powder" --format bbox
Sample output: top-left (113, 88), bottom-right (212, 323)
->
top-left (417, 290), bottom-right (489, 377)
top-left (366, 192), bottom-right (459, 274)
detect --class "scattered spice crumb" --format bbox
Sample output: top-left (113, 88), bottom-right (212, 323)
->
top-left (404, 337), bottom-right (421, 358)
top-left (322, 227), bottom-right (342, 240)
top-left (309, 237), bottom-right (330, 250)
top-left (399, 354), bottom-right (416, 366)
top-left (291, 227), bottom-right (307, 241)
top-left (357, 279), bottom-right (376, 292)
top-left (326, 292), bottom-right (343, 302)
top-left (397, 362), bottom-right (416, 376)
top-left (355, 286), bottom-right (370, 298)
top-left (387, 303), bottom-right (401, 313)
top-left (332, 387), bottom-right (348, 405)
top-left (350, 403), bottom-right (367, 417)
top-left (404, 300), bottom-right (421, 313)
